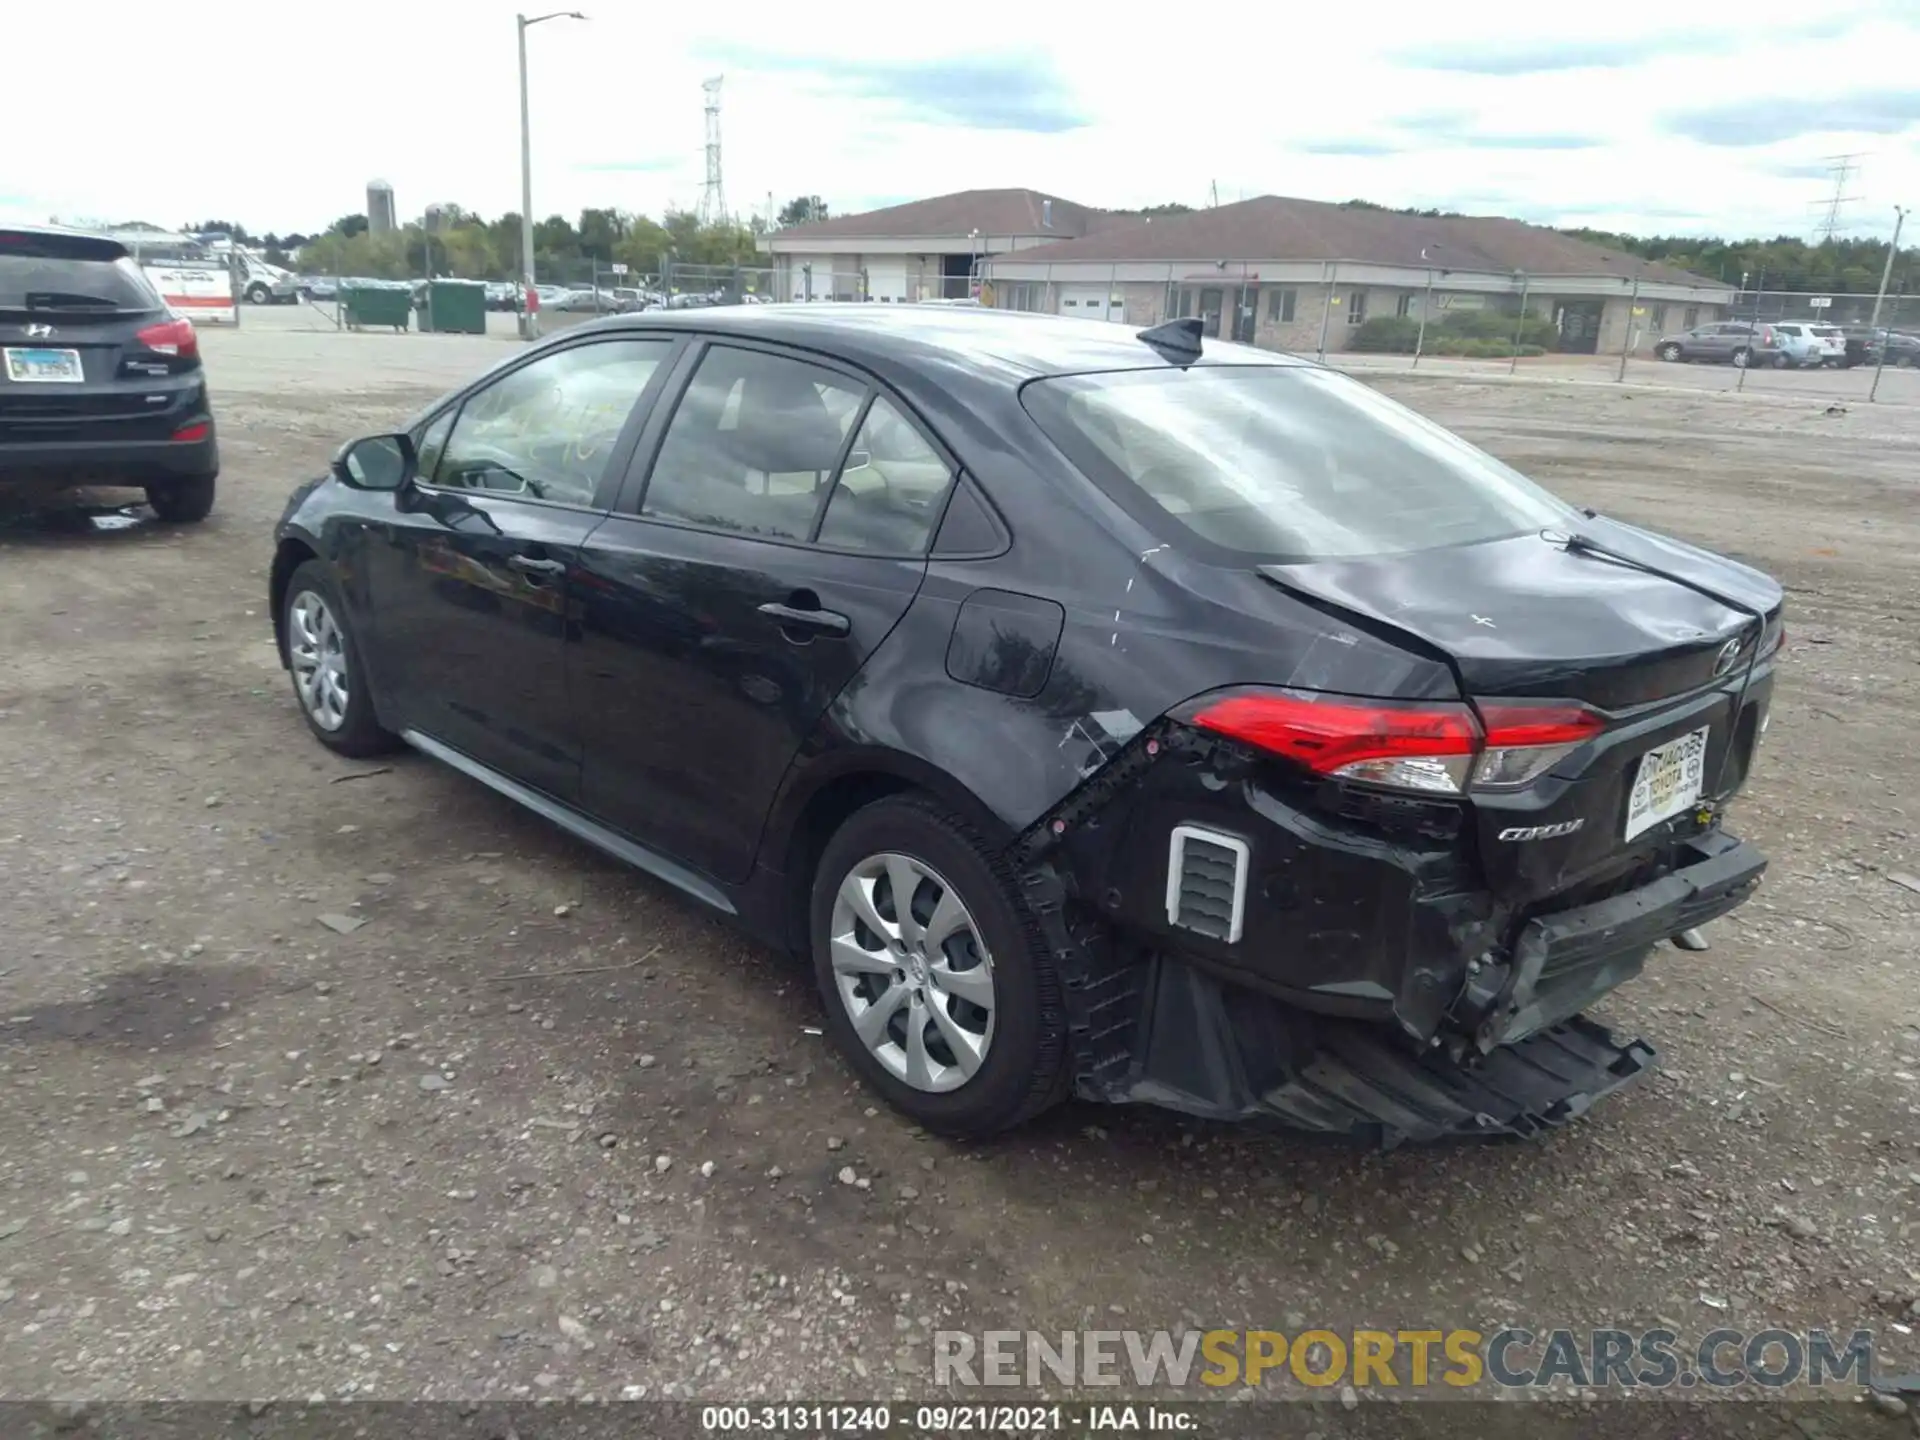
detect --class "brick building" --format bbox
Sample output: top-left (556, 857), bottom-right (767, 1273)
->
top-left (977, 194), bottom-right (1733, 356)
top-left (758, 188), bottom-right (1130, 303)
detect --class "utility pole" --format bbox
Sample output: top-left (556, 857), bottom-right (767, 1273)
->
top-left (517, 10), bottom-right (586, 339)
top-left (1616, 270), bottom-right (1641, 382)
top-left (1869, 205), bottom-right (1908, 403)
top-left (698, 76), bottom-right (726, 225)
top-left (1508, 272), bottom-right (1529, 376)
top-left (1868, 204), bottom-right (1907, 328)
top-left (1814, 153), bottom-right (1864, 242)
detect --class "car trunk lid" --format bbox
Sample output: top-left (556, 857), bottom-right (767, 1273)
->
top-left (1257, 518), bottom-right (1782, 900)
top-left (1257, 521), bottom-right (1769, 709)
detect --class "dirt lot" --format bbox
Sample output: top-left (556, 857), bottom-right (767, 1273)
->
top-left (1, 309), bottom-right (1917, 1423)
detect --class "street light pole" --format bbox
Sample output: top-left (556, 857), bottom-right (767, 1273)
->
top-left (516, 10), bottom-right (586, 340)
top-left (1868, 204), bottom-right (1907, 329)
top-left (1412, 246), bottom-right (1438, 369)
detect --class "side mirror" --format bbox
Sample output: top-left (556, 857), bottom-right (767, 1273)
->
top-left (332, 433), bottom-right (416, 492)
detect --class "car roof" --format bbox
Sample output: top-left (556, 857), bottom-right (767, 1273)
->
top-left (572, 304), bottom-right (1312, 381)
top-left (0, 221), bottom-right (132, 259)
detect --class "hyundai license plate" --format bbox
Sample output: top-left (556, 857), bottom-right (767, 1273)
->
top-left (1625, 725), bottom-right (1709, 840)
top-left (3, 347), bottom-right (85, 383)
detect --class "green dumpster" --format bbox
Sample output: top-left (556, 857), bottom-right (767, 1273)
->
top-left (420, 280), bottom-right (487, 335)
top-left (342, 285), bottom-right (411, 332)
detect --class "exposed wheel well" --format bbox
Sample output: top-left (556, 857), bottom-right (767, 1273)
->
top-left (772, 765), bottom-right (1017, 957)
top-left (776, 772), bottom-right (915, 955)
top-left (269, 539), bottom-right (318, 665)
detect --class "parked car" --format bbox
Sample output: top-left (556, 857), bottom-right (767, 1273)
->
top-left (1, 223), bottom-right (219, 521)
top-left (549, 287), bottom-right (621, 313)
top-left (483, 281), bottom-right (521, 312)
top-left (299, 275), bottom-right (338, 301)
top-left (1652, 321), bottom-right (1782, 367)
top-left (268, 309), bottom-right (1781, 1142)
top-left (1855, 327), bottom-right (1920, 368)
top-left (1768, 323), bottom-right (1845, 369)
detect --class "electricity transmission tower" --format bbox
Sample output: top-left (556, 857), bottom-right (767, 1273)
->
top-left (699, 76), bottom-right (726, 226)
top-left (1814, 153), bottom-right (1863, 241)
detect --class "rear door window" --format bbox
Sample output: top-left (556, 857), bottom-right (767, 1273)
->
top-left (816, 396), bottom-right (956, 553)
top-left (1023, 365), bottom-right (1573, 562)
top-left (637, 345), bottom-right (863, 540)
top-left (0, 231), bottom-right (159, 312)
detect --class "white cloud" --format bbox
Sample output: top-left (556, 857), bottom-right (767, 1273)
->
top-left (5, 0), bottom-right (1916, 240)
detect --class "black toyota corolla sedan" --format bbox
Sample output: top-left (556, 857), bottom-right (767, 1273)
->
top-left (269, 306), bottom-right (1781, 1142)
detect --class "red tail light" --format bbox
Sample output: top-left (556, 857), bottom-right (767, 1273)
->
top-left (135, 316), bottom-right (199, 361)
top-left (1182, 688), bottom-right (1605, 795)
top-left (170, 422), bottom-right (210, 443)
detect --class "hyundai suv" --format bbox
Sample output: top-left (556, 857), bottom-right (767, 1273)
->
top-left (1, 224), bottom-right (218, 520)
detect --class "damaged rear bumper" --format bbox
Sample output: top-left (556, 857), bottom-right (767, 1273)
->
top-left (1016, 725), bottom-right (1767, 1145)
top-left (1466, 830), bottom-right (1766, 1049)
top-left (1105, 953), bottom-right (1656, 1143)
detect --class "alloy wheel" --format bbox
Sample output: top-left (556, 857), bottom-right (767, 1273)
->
top-left (828, 851), bottom-right (996, 1093)
top-left (289, 591), bottom-right (350, 732)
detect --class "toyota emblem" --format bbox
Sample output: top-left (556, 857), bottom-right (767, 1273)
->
top-left (24, 322), bottom-right (54, 339)
top-left (1713, 637), bottom-right (1744, 676)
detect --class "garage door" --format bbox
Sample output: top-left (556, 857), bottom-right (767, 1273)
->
top-left (1059, 285), bottom-right (1125, 323)
top-left (865, 258), bottom-right (908, 303)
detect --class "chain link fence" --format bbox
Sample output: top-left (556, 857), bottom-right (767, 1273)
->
top-left (1323, 282), bottom-right (1920, 402)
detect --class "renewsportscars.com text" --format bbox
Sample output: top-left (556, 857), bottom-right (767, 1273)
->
top-left (933, 1327), bottom-right (1876, 1391)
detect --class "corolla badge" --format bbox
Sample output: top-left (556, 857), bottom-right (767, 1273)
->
top-left (1713, 637), bottom-right (1745, 676)
top-left (1498, 820), bottom-right (1585, 842)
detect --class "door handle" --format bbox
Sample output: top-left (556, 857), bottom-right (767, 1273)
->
top-left (508, 555), bottom-right (567, 578)
top-left (758, 600), bottom-right (851, 638)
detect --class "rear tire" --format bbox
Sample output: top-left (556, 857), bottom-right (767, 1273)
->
top-left (282, 559), bottom-right (398, 758)
top-left (146, 474), bottom-right (216, 523)
top-left (809, 794), bottom-right (1069, 1137)
top-left (1731, 348), bottom-right (1750, 368)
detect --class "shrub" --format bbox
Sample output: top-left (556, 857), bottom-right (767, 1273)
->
top-left (1348, 316), bottom-right (1420, 352)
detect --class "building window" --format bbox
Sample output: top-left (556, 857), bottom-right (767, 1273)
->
top-left (1173, 289), bottom-right (1192, 319)
top-left (1268, 288), bottom-right (1296, 323)
top-left (1395, 293), bottom-right (1415, 318)
top-left (1347, 290), bottom-right (1368, 325)
top-left (1684, 305), bottom-right (1699, 329)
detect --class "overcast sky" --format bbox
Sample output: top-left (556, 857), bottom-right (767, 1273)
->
top-left (7, 0), bottom-right (1917, 240)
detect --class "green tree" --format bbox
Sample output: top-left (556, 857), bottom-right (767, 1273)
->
top-left (776, 195), bottom-right (828, 227)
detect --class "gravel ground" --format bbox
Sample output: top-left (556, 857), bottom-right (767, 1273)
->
top-left (1, 311), bottom-right (1916, 1427)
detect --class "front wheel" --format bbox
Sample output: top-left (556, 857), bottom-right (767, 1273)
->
top-left (1772, 352), bottom-right (1792, 369)
top-left (245, 283), bottom-right (272, 305)
top-left (810, 794), bottom-right (1069, 1136)
top-left (1656, 343), bottom-right (1682, 362)
top-left (146, 474), bottom-right (215, 522)
top-left (1897, 354), bottom-right (1915, 369)
top-left (283, 560), bottom-right (398, 757)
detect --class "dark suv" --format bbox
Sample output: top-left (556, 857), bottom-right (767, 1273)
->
top-left (0, 224), bottom-right (219, 521)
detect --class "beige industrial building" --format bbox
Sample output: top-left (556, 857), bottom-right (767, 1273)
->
top-left (766, 189), bottom-right (1735, 355)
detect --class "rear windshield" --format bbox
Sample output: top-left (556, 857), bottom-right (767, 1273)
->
top-left (1024, 365), bottom-right (1574, 562)
top-left (0, 232), bottom-right (159, 311)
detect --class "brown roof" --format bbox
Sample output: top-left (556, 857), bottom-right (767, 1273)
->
top-left (984, 195), bottom-right (1718, 286)
top-left (771, 188), bottom-right (1130, 242)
